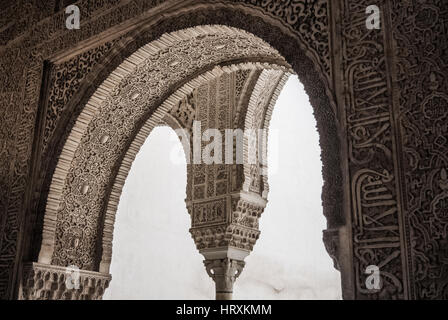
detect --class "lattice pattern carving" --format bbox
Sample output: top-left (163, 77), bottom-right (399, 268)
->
top-left (1, 0), bottom-right (443, 300)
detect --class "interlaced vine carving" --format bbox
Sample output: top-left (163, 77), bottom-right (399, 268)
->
top-left (3, 0), bottom-right (440, 300)
top-left (44, 39), bottom-right (122, 150)
top-left (236, 0), bottom-right (331, 80)
top-left (390, 0), bottom-right (448, 299)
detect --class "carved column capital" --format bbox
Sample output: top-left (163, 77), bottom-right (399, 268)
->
top-left (189, 193), bottom-right (266, 252)
top-left (20, 263), bottom-right (111, 300)
top-left (204, 258), bottom-right (245, 300)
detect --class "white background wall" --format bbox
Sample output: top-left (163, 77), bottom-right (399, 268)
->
top-left (103, 76), bottom-right (342, 300)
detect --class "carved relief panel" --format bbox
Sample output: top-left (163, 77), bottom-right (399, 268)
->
top-left (389, 0), bottom-right (448, 299)
top-left (339, 0), bottom-right (407, 299)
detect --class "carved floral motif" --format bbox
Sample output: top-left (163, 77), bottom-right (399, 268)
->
top-left (46, 27), bottom-right (286, 270)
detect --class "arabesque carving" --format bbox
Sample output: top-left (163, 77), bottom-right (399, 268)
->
top-left (389, 0), bottom-right (448, 299)
top-left (0, 0), bottom-right (444, 300)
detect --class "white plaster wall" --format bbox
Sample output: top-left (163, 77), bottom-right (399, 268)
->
top-left (103, 76), bottom-right (342, 300)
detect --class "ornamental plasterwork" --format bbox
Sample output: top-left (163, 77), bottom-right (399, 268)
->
top-left (20, 263), bottom-right (110, 300)
top-left (0, 0), bottom-right (445, 301)
top-left (165, 67), bottom-right (290, 255)
top-left (242, 69), bottom-right (290, 198)
top-left (1, 0), bottom-right (336, 299)
top-left (100, 63), bottom-right (291, 273)
top-left (39, 25), bottom-right (291, 271)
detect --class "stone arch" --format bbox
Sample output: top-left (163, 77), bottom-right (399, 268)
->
top-left (1, 0), bottom-right (441, 301)
top-left (34, 4), bottom-right (343, 260)
top-left (21, 2), bottom-right (347, 300)
top-left (38, 26), bottom-right (291, 271)
top-left (99, 62), bottom-right (291, 273)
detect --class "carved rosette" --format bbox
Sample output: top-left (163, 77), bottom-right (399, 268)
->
top-left (21, 263), bottom-right (111, 300)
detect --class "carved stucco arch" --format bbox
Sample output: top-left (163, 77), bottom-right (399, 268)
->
top-left (1, 0), bottom-right (443, 302)
top-left (241, 69), bottom-right (290, 198)
top-left (99, 62), bottom-right (291, 273)
top-left (38, 26), bottom-right (294, 271)
top-left (13, 1), bottom-right (349, 300)
top-left (35, 0), bottom-right (342, 236)
top-left (29, 3), bottom-right (344, 275)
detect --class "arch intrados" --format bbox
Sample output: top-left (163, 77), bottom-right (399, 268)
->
top-left (241, 69), bottom-right (290, 197)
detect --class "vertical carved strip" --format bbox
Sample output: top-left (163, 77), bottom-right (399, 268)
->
top-left (341, 0), bottom-right (408, 299)
top-left (388, 0), bottom-right (448, 300)
top-left (0, 52), bottom-right (44, 299)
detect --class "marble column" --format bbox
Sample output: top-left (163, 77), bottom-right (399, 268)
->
top-left (202, 248), bottom-right (248, 300)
